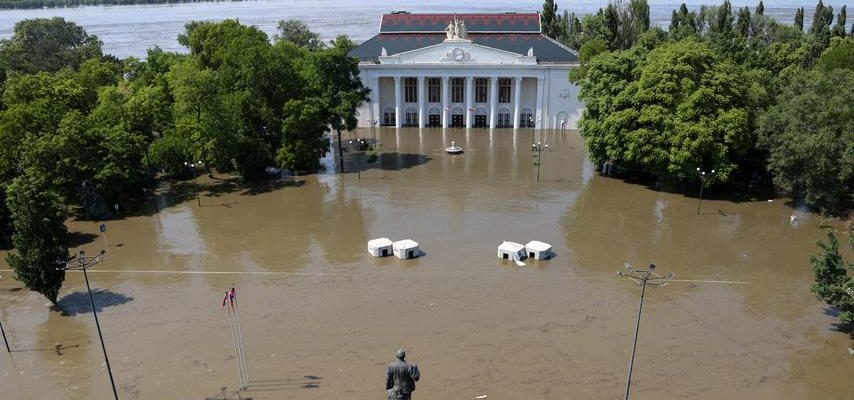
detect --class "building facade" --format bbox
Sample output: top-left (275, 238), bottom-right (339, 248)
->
top-left (349, 12), bottom-right (583, 130)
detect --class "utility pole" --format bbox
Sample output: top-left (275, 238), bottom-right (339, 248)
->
top-left (57, 249), bottom-right (119, 400)
top-left (617, 263), bottom-right (674, 400)
top-left (696, 168), bottom-right (715, 215)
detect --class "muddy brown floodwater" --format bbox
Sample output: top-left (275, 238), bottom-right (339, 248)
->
top-left (1, 128), bottom-right (852, 400)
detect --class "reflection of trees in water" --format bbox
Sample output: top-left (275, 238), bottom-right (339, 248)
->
top-left (562, 175), bottom-right (816, 322)
top-left (312, 178), bottom-right (369, 266)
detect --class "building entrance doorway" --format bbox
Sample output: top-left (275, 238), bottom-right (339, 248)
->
top-left (474, 115), bottom-right (487, 128)
top-left (451, 115), bottom-right (464, 127)
top-left (428, 114), bottom-right (441, 127)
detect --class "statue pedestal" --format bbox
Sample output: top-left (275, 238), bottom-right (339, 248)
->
top-left (443, 38), bottom-right (472, 44)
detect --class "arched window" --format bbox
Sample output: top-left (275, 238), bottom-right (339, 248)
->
top-left (382, 107), bottom-right (396, 126)
top-left (404, 107), bottom-right (418, 127)
top-left (520, 108), bottom-right (534, 128)
top-left (497, 107), bottom-right (512, 128)
top-left (556, 111), bottom-right (569, 130)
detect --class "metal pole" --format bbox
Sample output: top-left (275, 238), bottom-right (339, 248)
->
top-left (193, 167), bottom-right (200, 207)
top-left (696, 177), bottom-right (704, 215)
top-left (83, 268), bottom-right (119, 400)
top-left (0, 318), bottom-right (10, 353)
top-left (536, 148), bottom-right (542, 183)
top-left (232, 298), bottom-right (250, 385)
top-left (227, 305), bottom-right (245, 389)
top-left (624, 276), bottom-right (647, 400)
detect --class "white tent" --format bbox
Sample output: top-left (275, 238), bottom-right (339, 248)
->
top-left (393, 239), bottom-right (420, 260)
top-left (368, 238), bottom-right (393, 257)
top-left (525, 240), bottom-right (552, 260)
top-left (497, 241), bottom-right (527, 264)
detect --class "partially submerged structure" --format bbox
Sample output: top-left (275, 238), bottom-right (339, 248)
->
top-left (368, 238), bottom-right (394, 257)
top-left (525, 240), bottom-right (552, 260)
top-left (497, 241), bottom-right (526, 261)
top-left (393, 239), bottom-right (421, 259)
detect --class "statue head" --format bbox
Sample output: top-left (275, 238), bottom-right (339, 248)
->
top-left (395, 349), bottom-right (406, 360)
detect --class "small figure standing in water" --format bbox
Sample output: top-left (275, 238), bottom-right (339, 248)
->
top-left (386, 349), bottom-right (420, 400)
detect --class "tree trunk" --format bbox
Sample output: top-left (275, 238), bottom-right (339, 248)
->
top-left (337, 129), bottom-right (344, 173)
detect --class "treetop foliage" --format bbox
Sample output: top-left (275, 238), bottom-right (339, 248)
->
top-left (0, 17), bottom-right (367, 302)
top-left (548, 0), bottom-right (853, 212)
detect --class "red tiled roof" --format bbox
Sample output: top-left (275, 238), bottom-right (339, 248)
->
top-left (380, 13), bottom-right (541, 33)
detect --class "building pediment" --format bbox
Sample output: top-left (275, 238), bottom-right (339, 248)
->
top-left (378, 39), bottom-right (537, 65)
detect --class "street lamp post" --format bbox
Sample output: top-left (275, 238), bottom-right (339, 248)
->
top-left (349, 139), bottom-right (366, 180)
top-left (184, 161), bottom-right (203, 207)
top-left (532, 141), bottom-right (550, 183)
top-left (57, 249), bottom-right (119, 400)
top-left (617, 263), bottom-right (674, 400)
top-left (696, 168), bottom-right (715, 215)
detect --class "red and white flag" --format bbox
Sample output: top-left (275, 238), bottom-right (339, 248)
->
top-left (221, 291), bottom-right (230, 308)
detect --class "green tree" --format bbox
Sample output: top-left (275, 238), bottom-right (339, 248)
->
top-left (817, 37), bottom-right (854, 72)
top-left (810, 230), bottom-right (854, 323)
top-left (542, 0), bottom-right (560, 39)
top-left (755, 1), bottom-right (764, 16)
top-left (303, 36), bottom-right (369, 173)
top-left (736, 6), bottom-right (751, 37)
top-left (5, 173), bottom-right (68, 304)
top-left (795, 7), bottom-right (805, 31)
top-left (832, 5), bottom-right (847, 38)
top-left (578, 38), bottom-right (751, 182)
top-left (277, 98), bottom-right (329, 171)
top-left (0, 17), bottom-right (102, 75)
top-left (757, 68), bottom-right (854, 212)
top-left (275, 19), bottom-right (324, 51)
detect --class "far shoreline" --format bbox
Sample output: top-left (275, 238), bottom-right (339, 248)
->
top-left (0, 0), bottom-right (246, 10)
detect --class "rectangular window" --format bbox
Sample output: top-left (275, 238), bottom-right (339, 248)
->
top-left (404, 78), bottom-right (417, 103)
top-left (498, 78), bottom-right (512, 104)
top-left (428, 78), bottom-right (441, 103)
top-left (451, 78), bottom-right (465, 103)
top-left (475, 78), bottom-right (488, 103)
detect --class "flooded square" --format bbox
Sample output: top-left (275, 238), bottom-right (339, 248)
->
top-left (1, 128), bottom-right (852, 400)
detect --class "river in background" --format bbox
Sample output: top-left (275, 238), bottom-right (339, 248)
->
top-left (0, 0), bottom-right (848, 58)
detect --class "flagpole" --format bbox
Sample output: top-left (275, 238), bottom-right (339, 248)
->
top-left (232, 288), bottom-right (250, 385)
top-left (225, 293), bottom-right (245, 389)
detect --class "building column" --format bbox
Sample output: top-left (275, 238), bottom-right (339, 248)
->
top-left (441, 76), bottom-right (449, 128)
top-left (394, 76), bottom-right (402, 128)
top-left (370, 75), bottom-right (380, 126)
top-left (417, 75), bottom-right (425, 128)
top-left (489, 77), bottom-right (498, 129)
top-left (535, 75), bottom-right (544, 130)
top-left (513, 76), bottom-right (522, 129)
top-left (465, 76), bottom-right (473, 128)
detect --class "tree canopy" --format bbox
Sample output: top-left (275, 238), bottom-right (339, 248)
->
top-left (0, 17), bottom-right (367, 301)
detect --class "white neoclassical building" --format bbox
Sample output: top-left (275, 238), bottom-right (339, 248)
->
top-left (349, 12), bottom-right (583, 130)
